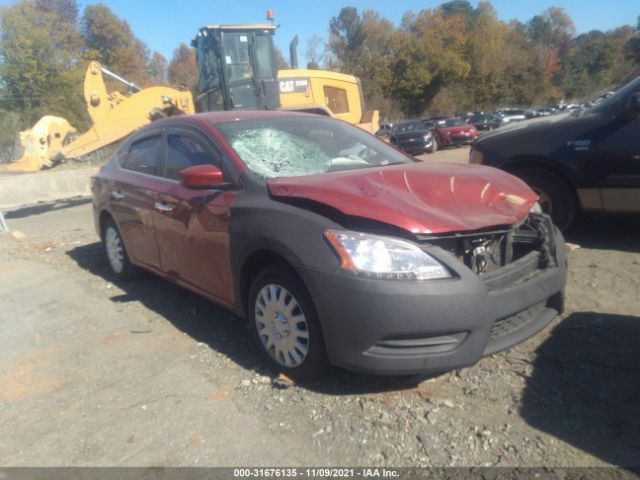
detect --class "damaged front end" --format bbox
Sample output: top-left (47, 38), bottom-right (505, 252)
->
top-left (417, 213), bottom-right (559, 280)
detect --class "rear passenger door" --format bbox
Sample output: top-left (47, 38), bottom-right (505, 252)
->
top-left (152, 128), bottom-right (237, 306)
top-left (110, 134), bottom-right (163, 269)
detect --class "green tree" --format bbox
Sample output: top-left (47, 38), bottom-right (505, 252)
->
top-left (396, 6), bottom-right (470, 115)
top-left (167, 43), bottom-right (198, 91)
top-left (81, 4), bottom-right (149, 84)
top-left (147, 51), bottom-right (168, 84)
top-left (0, 0), bottom-right (85, 127)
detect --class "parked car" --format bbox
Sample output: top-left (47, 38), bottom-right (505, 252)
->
top-left (375, 123), bottom-right (393, 137)
top-left (389, 120), bottom-right (436, 154)
top-left (496, 108), bottom-right (527, 124)
top-left (433, 118), bottom-right (479, 147)
top-left (93, 111), bottom-right (566, 379)
top-left (468, 113), bottom-right (502, 131)
top-left (470, 76), bottom-right (640, 231)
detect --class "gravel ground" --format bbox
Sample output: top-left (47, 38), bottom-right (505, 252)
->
top-left (1, 186), bottom-right (639, 467)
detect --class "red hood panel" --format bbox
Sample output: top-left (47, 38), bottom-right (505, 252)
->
top-left (267, 163), bottom-right (538, 234)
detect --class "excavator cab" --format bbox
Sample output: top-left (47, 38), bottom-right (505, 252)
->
top-left (192, 25), bottom-right (280, 112)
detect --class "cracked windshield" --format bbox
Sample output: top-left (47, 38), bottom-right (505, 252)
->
top-left (216, 117), bottom-right (412, 179)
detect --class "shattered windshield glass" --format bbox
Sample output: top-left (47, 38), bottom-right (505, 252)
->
top-left (215, 116), bottom-right (413, 179)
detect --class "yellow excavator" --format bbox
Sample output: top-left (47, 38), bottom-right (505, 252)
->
top-left (4, 61), bottom-right (194, 172)
top-left (6, 24), bottom-right (378, 172)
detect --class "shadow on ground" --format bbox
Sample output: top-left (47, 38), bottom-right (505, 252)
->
top-left (5, 197), bottom-right (91, 219)
top-left (66, 242), bottom-right (430, 394)
top-left (566, 212), bottom-right (640, 252)
top-left (521, 311), bottom-right (640, 467)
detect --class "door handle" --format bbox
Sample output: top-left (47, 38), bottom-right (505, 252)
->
top-left (154, 202), bottom-right (174, 213)
top-left (111, 191), bottom-right (124, 200)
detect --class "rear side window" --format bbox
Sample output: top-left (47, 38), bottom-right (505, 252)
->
top-left (165, 134), bottom-right (221, 180)
top-left (120, 136), bottom-right (161, 175)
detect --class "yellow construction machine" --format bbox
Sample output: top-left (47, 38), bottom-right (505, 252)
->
top-left (6, 24), bottom-right (377, 172)
top-left (5, 61), bottom-right (194, 172)
top-left (192, 25), bottom-right (378, 132)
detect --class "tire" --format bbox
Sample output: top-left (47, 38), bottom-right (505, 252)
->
top-left (428, 136), bottom-right (438, 154)
top-left (513, 168), bottom-right (577, 231)
top-left (248, 264), bottom-right (329, 381)
top-left (102, 218), bottom-right (142, 280)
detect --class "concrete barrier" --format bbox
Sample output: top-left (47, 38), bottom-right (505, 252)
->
top-left (0, 166), bottom-right (99, 210)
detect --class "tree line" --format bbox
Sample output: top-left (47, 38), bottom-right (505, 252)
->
top-left (324, 1), bottom-right (640, 120)
top-left (0, 0), bottom-right (639, 157)
top-left (0, 0), bottom-right (198, 153)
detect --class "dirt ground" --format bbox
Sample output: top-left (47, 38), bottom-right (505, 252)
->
top-left (1, 148), bottom-right (639, 467)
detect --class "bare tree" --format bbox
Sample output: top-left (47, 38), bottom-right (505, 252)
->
top-left (305, 34), bottom-right (326, 68)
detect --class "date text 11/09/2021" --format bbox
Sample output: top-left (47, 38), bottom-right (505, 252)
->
top-left (233, 468), bottom-right (400, 478)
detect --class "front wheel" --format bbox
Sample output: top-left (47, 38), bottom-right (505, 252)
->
top-left (248, 265), bottom-right (329, 381)
top-left (514, 168), bottom-right (577, 231)
top-left (103, 218), bottom-right (142, 279)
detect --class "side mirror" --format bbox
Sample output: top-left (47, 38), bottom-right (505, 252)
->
top-left (179, 164), bottom-right (224, 190)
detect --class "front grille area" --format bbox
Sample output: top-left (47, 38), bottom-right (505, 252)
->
top-left (418, 214), bottom-right (557, 290)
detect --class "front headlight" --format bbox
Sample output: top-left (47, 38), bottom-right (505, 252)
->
top-left (530, 202), bottom-right (543, 214)
top-left (324, 230), bottom-right (451, 280)
top-left (423, 134), bottom-right (432, 141)
top-left (469, 148), bottom-right (484, 164)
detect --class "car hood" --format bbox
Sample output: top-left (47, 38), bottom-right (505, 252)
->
top-left (267, 162), bottom-right (537, 234)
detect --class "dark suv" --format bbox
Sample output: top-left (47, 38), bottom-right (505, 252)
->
top-left (470, 76), bottom-right (640, 230)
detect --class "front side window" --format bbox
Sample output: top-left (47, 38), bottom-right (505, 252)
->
top-left (222, 32), bottom-right (252, 82)
top-left (216, 116), bottom-right (413, 180)
top-left (120, 136), bottom-right (161, 175)
top-left (255, 34), bottom-right (276, 80)
top-left (165, 135), bottom-right (220, 180)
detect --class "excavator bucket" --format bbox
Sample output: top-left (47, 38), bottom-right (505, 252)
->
top-left (2, 61), bottom-right (195, 172)
top-left (5, 116), bottom-right (75, 172)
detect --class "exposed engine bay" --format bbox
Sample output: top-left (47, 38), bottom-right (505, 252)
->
top-left (419, 214), bottom-right (557, 275)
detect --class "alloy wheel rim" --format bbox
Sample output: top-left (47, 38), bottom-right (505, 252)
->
top-left (105, 227), bottom-right (124, 274)
top-left (254, 284), bottom-right (309, 368)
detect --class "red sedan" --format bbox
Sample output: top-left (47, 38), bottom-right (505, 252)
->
top-left (92, 111), bottom-right (566, 380)
top-left (433, 118), bottom-right (479, 148)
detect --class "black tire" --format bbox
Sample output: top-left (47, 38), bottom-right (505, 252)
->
top-left (513, 168), bottom-right (577, 231)
top-left (102, 218), bottom-right (142, 280)
top-left (248, 264), bottom-right (329, 381)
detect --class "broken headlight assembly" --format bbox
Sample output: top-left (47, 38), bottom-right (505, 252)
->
top-left (324, 230), bottom-right (451, 280)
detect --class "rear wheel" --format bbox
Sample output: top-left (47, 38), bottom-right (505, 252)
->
top-left (248, 265), bottom-right (329, 381)
top-left (513, 168), bottom-right (577, 231)
top-left (103, 218), bottom-right (141, 279)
